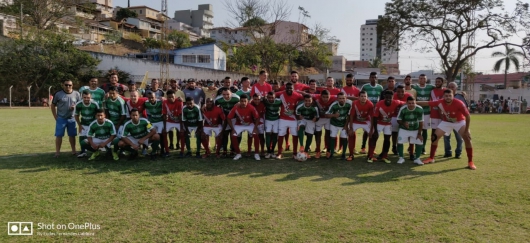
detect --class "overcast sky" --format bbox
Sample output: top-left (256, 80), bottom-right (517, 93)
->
top-left (116, 0), bottom-right (528, 74)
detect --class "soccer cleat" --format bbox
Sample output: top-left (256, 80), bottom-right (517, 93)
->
top-left (254, 154), bottom-right (261, 161)
top-left (169, 144), bottom-right (174, 150)
top-left (196, 153), bottom-right (201, 158)
top-left (443, 154), bottom-right (452, 158)
top-left (422, 158), bottom-right (435, 164)
top-left (264, 153), bottom-right (271, 159)
top-left (414, 158), bottom-right (424, 165)
top-left (233, 154), bottom-right (242, 160)
top-left (455, 154), bottom-right (461, 159)
top-left (468, 162), bottom-right (476, 170)
top-left (275, 154), bottom-right (282, 159)
top-left (367, 157), bottom-right (374, 163)
top-left (326, 151), bottom-right (331, 159)
top-left (397, 157), bottom-right (405, 164)
top-left (382, 157), bottom-right (391, 164)
top-left (346, 155), bottom-right (354, 161)
top-left (360, 148), bottom-right (367, 154)
top-left (202, 153), bottom-right (209, 159)
top-left (88, 151), bottom-right (100, 161)
top-left (77, 152), bottom-right (87, 158)
top-left (112, 151), bottom-right (119, 161)
top-left (353, 149), bottom-right (360, 155)
top-left (315, 152), bottom-right (321, 159)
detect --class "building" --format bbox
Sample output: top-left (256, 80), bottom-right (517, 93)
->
top-left (173, 43), bottom-right (226, 71)
top-left (211, 21), bottom-right (308, 46)
top-left (345, 60), bottom-right (400, 75)
top-left (210, 26), bottom-right (258, 45)
top-left (470, 72), bottom-right (530, 102)
top-left (81, 0), bottom-right (114, 18)
top-left (325, 42), bottom-right (338, 56)
top-left (360, 17), bottom-right (398, 64)
top-left (0, 13), bottom-right (16, 37)
top-left (271, 21), bottom-right (309, 45)
top-left (125, 17), bottom-right (161, 39)
top-left (166, 19), bottom-right (202, 41)
top-left (173, 4), bottom-right (213, 37)
top-left (331, 56), bottom-right (346, 72)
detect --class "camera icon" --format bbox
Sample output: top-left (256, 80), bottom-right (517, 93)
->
top-left (7, 222), bottom-right (33, 235)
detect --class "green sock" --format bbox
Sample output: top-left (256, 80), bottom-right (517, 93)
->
top-left (112, 138), bottom-right (120, 152)
top-left (298, 126), bottom-right (305, 147)
top-left (151, 141), bottom-right (160, 153)
top-left (397, 144), bottom-right (404, 157)
top-left (329, 137), bottom-right (336, 155)
top-left (305, 134), bottom-right (313, 151)
top-left (415, 144), bottom-right (423, 159)
top-left (79, 136), bottom-right (87, 152)
top-left (196, 136), bottom-right (201, 154)
top-left (271, 135), bottom-right (278, 153)
top-left (185, 137), bottom-right (191, 152)
top-left (341, 138), bottom-right (347, 155)
top-left (265, 133), bottom-right (271, 153)
top-left (422, 129), bottom-right (428, 148)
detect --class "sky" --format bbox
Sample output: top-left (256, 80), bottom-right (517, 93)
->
top-left (116, 0), bottom-right (528, 75)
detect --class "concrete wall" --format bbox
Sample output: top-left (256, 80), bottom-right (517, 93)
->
top-left (470, 83), bottom-right (530, 102)
top-left (87, 51), bottom-right (258, 82)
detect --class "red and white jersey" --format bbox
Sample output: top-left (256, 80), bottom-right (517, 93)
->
top-left (250, 101), bottom-right (266, 124)
top-left (275, 91), bottom-right (304, 121)
top-left (162, 99), bottom-right (183, 123)
top-left (228, 104), bottom-right (260, 125)
top-left (279, 82), bottom-right (310, 92)
top-left (311, 94), bottom-right (338, 115)
top-left (317, 87), bottom-right (341, 95)
top-left (430, 88), bottom-right (446, 119)
top-left (123, 97), bottom-right (148, 118)
top-left (428, 99), bottom-right (469, 122)
top-left (203, 106), bottom-right (225, 127)
top-left (393, 92), bottom-right (412, 117)
top-left (373, 100), bottom-right (405, 125)
top-left (351, 100), bottom-right (374, 124)
top-left (250, 82), bottom-right (273, 97)
top-left (341, 86), bottom-right (361, 97)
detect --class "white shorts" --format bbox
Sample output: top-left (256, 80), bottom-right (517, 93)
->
top-left (165, 122), bottom-right (181, 132)
top-left (330, 125), bottom-right (348, 138)
top-left (301, 119), bottom-right (316, 135)
top-left (430, 118), bottom-right (441, 129)
top-left (353, 122), bottom-right (371, 133)
top-left (203, 126), bottom-right (222, 137)
top-left (225, 118), bottom-right (237, 131)
top-left (298, 119), bottom-right (306, 127)
top-left (125, 136), bottom-right (150, 146)
top-left (278, 119), bottom-right (297, 136)
top-left (437, 121), bottom-right (466, 136)
top-left (257, 124), bottom-right (264, 134)
top-left (80, 125), bottom-right (90, 137)
top-left (117, 125), bottom-right (124, 138)
top-left (377, 124), bottom-right (392, 135)
top-left (423, 114), bottom-right (431, 129)
top-left (89, 137), bottom-right (112, 148)
top-left (153, 121), bottom-right (164, 134)
top-left (397, 129), bottom-right (423, 145)
top-left (391, 117), bottom-right (399, 132)
top-left (265, 119), bottom-right (279, 133)
top-left (233, 124), bottom-right (257, 136)
top-left (315, 118), bottom-right (330, 132)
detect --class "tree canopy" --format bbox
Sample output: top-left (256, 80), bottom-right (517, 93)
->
top-left (116, 8), bottom-right (138, 21)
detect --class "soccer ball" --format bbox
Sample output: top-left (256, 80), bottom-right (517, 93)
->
top-left (296, 152), bottom-right (308, 162)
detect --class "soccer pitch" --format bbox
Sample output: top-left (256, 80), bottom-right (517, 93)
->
top-left (0, 109), bottom-right (529, 242)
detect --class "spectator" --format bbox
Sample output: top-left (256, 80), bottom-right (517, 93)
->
top-left (51, 80), bottom-right (81, 158)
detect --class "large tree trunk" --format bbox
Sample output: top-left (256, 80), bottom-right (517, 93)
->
top-left (504, 69), bottom-right (508, 89)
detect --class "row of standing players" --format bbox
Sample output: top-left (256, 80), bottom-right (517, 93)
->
top-left (58, 71), bottom-right (474, 169)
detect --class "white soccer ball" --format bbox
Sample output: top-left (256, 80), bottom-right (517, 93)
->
top-left (296, 152), bottom-right (308, 162)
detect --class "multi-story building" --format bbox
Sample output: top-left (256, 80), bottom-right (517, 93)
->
top-left (81, 0), bottom-right (114, 18)
top-left (173, 43), bottom-right (226, 71)
top-left (0, 13), bottom-right (16, 37)
top-left (173, 4), bottom-right (213, 38)
top-left (127, 5), bottom-right (167, 23)
top-left (211, 21), bottom-right (308, 47)
top-left (359, 17), bottom-right (398, 64)
top-left (210, 26), bottom-right (258, 45)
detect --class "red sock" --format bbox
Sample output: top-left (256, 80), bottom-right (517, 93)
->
top-left (293, 136), bottom-right (298, 156)
top-left (163, 134), bottom-right (169, 153)
top-left (278, 136), bottom-right (284, 155)
top-left (285, 133), bottom-right (290, 148)
top-left (466, 148), bottom-right (473, 162)
top-left (253, 134), bottom-right (260, 154)
top-left (215, 136), bottom-right (221, 155)
top-left (348, 134), bottom-right (356, 155)
top-left (201, 137), bottom-right (210, 154)
top-left (368, 145), bottom-right (375, 158)
top-left (180, 133), bottom-right (186, 153)
top-left (408, 144), bottom-right (414, 155)
top-left (231, 135), bottom-right (241, 154)
top-left (430, 145), bottom-right (437, 159)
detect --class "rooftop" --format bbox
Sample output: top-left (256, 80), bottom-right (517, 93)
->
top-left (474, 72), bottom-right (527, 84)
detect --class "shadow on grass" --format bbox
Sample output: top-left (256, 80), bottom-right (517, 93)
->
top-left (0, 151), bottom-right (467, 185)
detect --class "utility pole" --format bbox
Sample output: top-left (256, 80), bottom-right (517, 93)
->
top-left (20, 3), bottom-right (23, 39)
top-left (159, 0), bottom-right (170, 85)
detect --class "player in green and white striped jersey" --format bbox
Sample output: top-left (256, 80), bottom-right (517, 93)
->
top-left (81, 109), bottom-right (118, 161)
top-left (412, 74), bottom-right (435, 154)
top-left (359, 72), bottom-right (384, 154)
top-left (181, 97), bottom-right (204, 158)
top-left (263, 91), bottom-right (282, 158)
top-left (104, 86), bottom-right (126, 135)
top-left (144, 91), bottom-right (168, 157)
top-left (74, 90), bottom-right (100, 158)
top-left (79, 78), bottom-right (105, 107)
top-left (325, 92), bottom-right (353, 159)
top-left (396, 96), bottom-right (425, 165)
top-left (215, 88), bottom-right (240, 157)
top-left (118, 108), bottom-right (160, 160)
top-left (295, 94), bottom-right (319, 155)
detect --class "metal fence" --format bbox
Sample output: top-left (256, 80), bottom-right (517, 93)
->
top-left (0, 86), bottom-right (53, 107)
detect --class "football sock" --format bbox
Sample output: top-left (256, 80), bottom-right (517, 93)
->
top-left (298, 126), bottom-right (305, 147)
top-left (231, 135), bottom-right (241, 154)
top-left (271, 134), bottom-right (278, 154)
top-left (185, 136), bottom-right (191, 152)
top-left (259, 134), bottom-right (265, 154)
top-left (265, 133), bottom-right (271, 153)
top-left (113, 138), bottom-right (120, 152)
top-left (305, 134), bottom-right (313, 152)
top-left (328, 137), bottom-right (336, 155)
top-left (466, 148), bottom-right (473, 162)
top-left (382, 137), bottom-right (391, 157)
top-left (422, 129), bottom-right (428, 150)
top-left (397, 144), bottom-right (404, 157)
top-left (253, 134), bottom-right (260, 154)
top-left (292, 136), bottom-right (299, 156)
top-left (415, 144), bottom-right (423, 159)
top-left (151, 141), bottom-right (160, 153)
top-left (196, 135), bottom-right (202, 154)
top-left (361, 132), bottom-right (368, 149)
top-left (348, 133), bottom-right (356, 156)
top-left (340, 138), bottom-right (348, 156)
top-left (429, 144), bottom-right (437, 159)
top-left (247, 134), bottom-right (252, 153)
top-left (79, 136), bottom-right (87, 153)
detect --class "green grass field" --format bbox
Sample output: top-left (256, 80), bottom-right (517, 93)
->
top-left (0, 108), bottom-right (529, 242)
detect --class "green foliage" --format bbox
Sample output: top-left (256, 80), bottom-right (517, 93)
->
top-left (491, 43), bottom-right (525, 87)
top-left (0, 0), bottom-right (76, 30)
top-left (294, 38), bottom-right (332, 69)
top-left (103, 31), bottom-right (122, 43)
top-left (143, 37), bottom-right (161, 49)
top-left (116, 8), bottom-right (138, 21)
top-left (168, 30), bottom-right (191, 49)
top-left (123, 32), bottom-right (143, 42)
top-left (194, 37), bottom-right (217, 45)
top-left (242, 17), bottom-right (267, 28)
top-left (0, 30), bottom-right (100, 98)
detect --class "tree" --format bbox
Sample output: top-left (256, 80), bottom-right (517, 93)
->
top-left (368, 57), bottom-right (387, 74)
top-left (0, 0), bottom-right (80, 30)
top-left (194, 37), bottom-right (217, 45)
top-left (242, 17), bottom-right (267, 27)
top-left (492, 43), bottom-right (525, 88)
top-left (115, 8), bottom-right (138, 21)
top-left (143, 37), bottom-right (161, 49)
top-left (0, 30), bottom-right (100, 99)
top-left (379, 0), bottom-right (530, 82)
top-left (167, 30), bottom-right (191, 49)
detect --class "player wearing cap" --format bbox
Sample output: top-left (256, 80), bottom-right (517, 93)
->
top-left (227, 94), bottom-right (261, 161)
top-left (396, 97), bottom-right (425, 165)
top-left (348, 91), bottom-right (374, 161)
top-left (74, 90), bottom-right (100, 158)
top-left (202, 79), bottom-right (218, 101)
top-left (81, 109), bottom-right (118, 161)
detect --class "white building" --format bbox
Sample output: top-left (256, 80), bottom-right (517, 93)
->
top-left (360, 18), bottom-right (398, 64)
top-left (331, 56), bottom-right (346, 72)
top-left (0, 13), bottom-right (16, 36)
top-left (211, 21), bottom-right (308, 46)
top-left (173, 4), bottom-right (213, 38)
top-left (173, 43), bottom-right (226, 71)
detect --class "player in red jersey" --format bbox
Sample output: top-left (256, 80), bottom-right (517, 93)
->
top-left (368, 90), bottom-right (405, 163)
top-left (347, 91), bottom-right (374, 161)
top-left (227, 94), bottom-right (261, 161)
top-left (162, 90), bottom-right (183, 156)
top-left (123, 91), bottom-right (148, 119)
top-left (201, 97), bottom-right (226, 158)
top-left (251, 70), bottom-right (273, 97)
top-left (341, 73), bottom-right (361, 97)
top-left (311, 90), bottom-right (337, 158)
top-left (280, 71), bottom-right (309, 92)
top-left (274, 82), bottom-right (304, 159)
top-left (250, 93), bottom-right (266, 157)
top-left (303, 79), bottom-right (321, 94)
top-left (317, 77), bottom-right (341, 95)
top-left (417, 89), bottom-right (475, 169)
top-left (429, 77), bottom-right (446, 134)
top-left (391, 85), bottom-right (413, 157)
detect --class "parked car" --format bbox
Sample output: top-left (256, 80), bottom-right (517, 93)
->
top-left (100, 40), bottom-right (116, 45)
top-left (72, 40), bottom-right (85, 46)
top-left (86, 40), bottom-right (97, 45)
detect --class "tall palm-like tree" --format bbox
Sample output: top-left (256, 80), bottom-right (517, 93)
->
top-left (492, 44), bottom-right (525, 88)
top-left (369, 57), bottom-right (387, 74)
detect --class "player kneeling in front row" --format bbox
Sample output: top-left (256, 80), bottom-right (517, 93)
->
top-left (396, 97), bottom-right (425, 165)
top-left (227, 94), bottom-right (261, 161)
top-left (118, 108), bottom-right (160, 160)
top-left (80, 109), bottom-right (119, 160)
top-left (201, 98), bottom-right (226, 158)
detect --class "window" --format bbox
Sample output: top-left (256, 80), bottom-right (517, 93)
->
top-left (371, 28), bottom-right (373, 30)
top-left (198, 55), bottom-right (210, 63)
top-left (235, 31), bottom-right (238, 34)
top-left (370, 38), bottom-right (373, 40)
top-left (370, 59), bottom-right (372, 61)
top-left (362, 33), bottom-right (364, 36)
top-left (370, 33), bottom-right (373, 35)
top-left (183, 55), bottom-right (196, 63)
top-left (370, 43), bottom-right (372, 46)
top-left (362, 38), bottom-right (364, 41)
top-left (245, 39), bottom-right (248, 42)
top-left (362, 49), bottom-right (364, 51)
top-left (218, 30), bottom-right (222, 33)
top-left (362, 54), bottom-right (364, 56)
top-left (228, 40), bottom-right (231, 43)
top-left (362, 44), bottom-right (364, 46)
top-left (383, 53), bottom-right (386, 56)
top-left (139, 10), bottom-right (142, 14)
top-left (362, 28), bottom-right (365, 30)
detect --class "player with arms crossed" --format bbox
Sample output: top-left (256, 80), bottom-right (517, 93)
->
top-left (180, 97), bottom-right (204, 158)
top-left (348, 91), bottom-right (374, 161)
top-left (396, 97), bottom-right (425, 165)
top-left (82, 109), bottom-right (118, 161)
top-left (118, 108), bottom-right (160, 160)
top-left (201, 97), bottom-right (226, 158)
top-left (75, 90), bottom-right (100, 158)
top-left (295, 94), bottom-right (319, 157)
top-left (227, 94), bottom-right (261, 161)
top-left (417, 89), bottom-right (476, 169)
